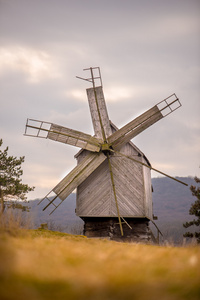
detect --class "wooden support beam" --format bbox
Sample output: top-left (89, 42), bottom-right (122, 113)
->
top-left (106, 153), bottom-right (124, 236)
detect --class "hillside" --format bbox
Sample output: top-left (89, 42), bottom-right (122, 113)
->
top-left (151, 176), bottom-right (197, 243)
top-left (26, 193), bottom-right (83, 233)
top-left (22, 177), bottom-right (197, 243)
top-left (152, 176), bottom-right (195, 222)
top-left (0, 229), bottom-right (199, 300)
top-left (151, 176), bottom-right (198, 243)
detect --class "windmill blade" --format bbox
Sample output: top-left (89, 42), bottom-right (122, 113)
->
top-left (24, 119), bottom-right (102, 152)
top-left (108, 94), bottom-right (181, 150)
top-left (87, 86), bottom-right (112, 141)
top-left (110, 106), bottom-right (163, 150)
top-left (47, 123), bottom-right (101, 152)
top-left (111, 149), bottom-right (188, 186)
top-left (78, 67), bottom-right (112, 142)
top-left (40, 152), bottom-right (107, 214)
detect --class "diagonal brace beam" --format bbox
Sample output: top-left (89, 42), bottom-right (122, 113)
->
top-left (106, 153), bottom-right (124, 236)
top-left (111, 149), bottom-right (188, 186)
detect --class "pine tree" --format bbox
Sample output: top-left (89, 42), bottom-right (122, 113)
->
top-left (0, 139), bottom-right (34, 213)
top-left (183, 176), bottom-right (200, 243)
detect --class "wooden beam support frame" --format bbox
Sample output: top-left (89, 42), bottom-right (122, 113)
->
top-left (106, 153), bottom-right (124, 236)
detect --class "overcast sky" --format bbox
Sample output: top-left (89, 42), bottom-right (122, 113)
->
top-left (0, 0), bottom-right (200, 200)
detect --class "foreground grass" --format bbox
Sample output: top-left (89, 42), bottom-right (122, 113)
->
top-left (0, 229), bottom-right (199, 300)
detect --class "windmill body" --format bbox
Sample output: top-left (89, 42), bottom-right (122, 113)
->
top-left (76, 127), bottom-right (152, 219)
top-left (25, 67), bottom-right (185, 243)
top-left (75, 85), bottom-right (153, 241)
top-left (76, 86), bottom-right (153, 218)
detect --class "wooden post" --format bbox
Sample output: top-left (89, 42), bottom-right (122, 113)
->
top-left (106, 153), bottom-right (123, 236)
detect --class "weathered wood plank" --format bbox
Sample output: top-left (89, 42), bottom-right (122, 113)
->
top-left (108, 105), bottom-right (163, 147)
top-left (86, 192), bottom-right (111, 216)
top-left (78, 174), bottom-right (111, 212)
top-left (76, 147), bottom-right (148, 217)
top-left (53, 152), bottom-right (106, 201)
top-left (76, 159), bottom-right (112, 216)
top-left (48, 123), bottom-right (101, 152)
top-left (87, 86), bottom-right (112, 140)
top-left (109, 154), bottom-right (145, 216)
top-left (112, 112), bottom-right (163, 150)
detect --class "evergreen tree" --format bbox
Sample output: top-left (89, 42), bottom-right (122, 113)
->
top-left (183, 176), bottom-right (200, 243)
top-left (0, 139), bottom-right (34, 213)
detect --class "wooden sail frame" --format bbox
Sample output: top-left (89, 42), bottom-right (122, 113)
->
top-left (25, 119), bottom-right (102, 152)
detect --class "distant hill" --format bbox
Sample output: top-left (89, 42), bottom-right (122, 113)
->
top-left (23, 176), bottom-right (197, 243)
top-left (26, 193), bottom-right (83, 233)
top-left (151, 176), bottom-right (196, 243)
top-left (152, 177), bottom-right (195, 221)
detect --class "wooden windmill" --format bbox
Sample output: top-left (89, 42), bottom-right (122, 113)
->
top-left (25, 67), bottom-right (187, 242)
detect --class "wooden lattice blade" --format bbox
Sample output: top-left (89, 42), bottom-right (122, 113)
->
top-left (108, 94), bottom-right (181, 150)
top-left (110, 106), bottom-right (163, 150)
top-left (25, 119), bottom-right (102, 152)
top-left (42, 152), bottom-right (107, 212)
top-left (87, 86), bottom-right (112, 141)
top-left (47, 123), bottom-right (102, 152)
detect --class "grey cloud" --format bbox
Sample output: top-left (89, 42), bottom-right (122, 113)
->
top-left (0, 0), bottom-right (199, 199)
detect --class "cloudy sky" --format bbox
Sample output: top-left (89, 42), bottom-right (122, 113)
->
top-left (0, 0), bottom-right (200, 200)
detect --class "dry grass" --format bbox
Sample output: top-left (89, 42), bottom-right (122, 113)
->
top-left (0, 209), bottom-right (33, 236)
top-left (0, 228), bottom-right (199, 300)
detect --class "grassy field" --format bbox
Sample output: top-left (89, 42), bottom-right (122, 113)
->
top-left (0, 228), bottom-right (199, 300)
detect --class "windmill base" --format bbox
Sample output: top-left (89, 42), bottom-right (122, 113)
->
top-left (82, 217), bottom-right (152, 243)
